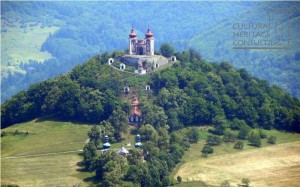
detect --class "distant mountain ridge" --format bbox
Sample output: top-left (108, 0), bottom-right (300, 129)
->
top-left (189, 1), bottom-right (300, 98)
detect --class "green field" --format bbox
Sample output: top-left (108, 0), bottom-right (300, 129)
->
top-left (174, 128), bottom-right (300, 187)
top-left (0, 119), bottom-right (93, 186)
top-left (1, 121), bottom-right (300, 187)
top-left (0, 119), bottom-right (140, 186)
top-left (1, 21), bottom-right (59, 76)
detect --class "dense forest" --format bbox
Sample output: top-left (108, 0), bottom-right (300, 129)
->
top-left (2, 47), bottom-right (300, 186)
top-left (2, 1), bottom-right (300, 103)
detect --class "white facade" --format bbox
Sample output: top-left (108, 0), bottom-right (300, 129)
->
top-left (129, 28), bottom-right (154, 56)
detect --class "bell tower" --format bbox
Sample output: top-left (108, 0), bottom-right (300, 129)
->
top-left (128, 27), bottom-right (154, 56)
top-left (145, 28), bottom-right (154, 55)
top-left (129, 27), bottom-right (137, 55)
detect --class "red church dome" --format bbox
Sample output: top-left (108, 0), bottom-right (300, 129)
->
top-left (129, 28), bottom-right (137, 38)
top-left (145, 28), bottom-right (153, 38)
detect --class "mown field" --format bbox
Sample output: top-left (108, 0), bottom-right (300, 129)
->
top-left (174, 128), bottom-right (300, 187)
top-left (1, 21), bottom-right (59, 76)
top-left (0, 119), bottom-right (140, 187)
top-left (1, 121), bottom-right (300, 187)
top-left (0, 119), bottom-right (93, 187)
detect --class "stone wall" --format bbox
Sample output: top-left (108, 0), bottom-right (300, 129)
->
top-left (120, 55), bottom-right (168, 67)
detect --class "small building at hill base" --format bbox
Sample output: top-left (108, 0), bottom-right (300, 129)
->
top-left (117, 147), bottom-right (129, 156)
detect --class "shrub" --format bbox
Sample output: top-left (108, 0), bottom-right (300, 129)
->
top-left (177, 176), bottom-right (182, 183)
top-left (234, 141), bottom-right (244, 149)
top-left (223, 131), bottom-right (235, 142)
top-left (259, 130), bottom-right (267, 139)
top-left (206, 135), bottom-right (222, 146)
top-left (237, 125), bottom-right (251, 140)
top-left (1, 131), bottom-right (6, 137)
top-left (202, 145), bottom-right (214, 157)
top-left (268, 135), bottom-right (277, 144)
top-left (220, 180), bottom-right (231, 187)
top-left (241, 178), bottom-right (250, 187)
top-left (14, 130), bottom-right (19, 135)
top-left (162, 176), bottom-right (175, 186)
top-left (248, 132), bottom-right (262, 147)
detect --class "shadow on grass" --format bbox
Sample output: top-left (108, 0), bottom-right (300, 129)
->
top-left (75, 160), bottom-right (103, 186)
top-left (130, 128), bottom-right (138, 135)
top-left (35, 115), bottom-right (94, 125)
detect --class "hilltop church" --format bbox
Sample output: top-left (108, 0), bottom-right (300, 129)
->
top-left (117, 27), bottom-right (173, 75)
top-left (129, 27), bottom-right (154, 56)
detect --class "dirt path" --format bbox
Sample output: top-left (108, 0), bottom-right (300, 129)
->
top-left (175, 141), bottom-right (300, 187)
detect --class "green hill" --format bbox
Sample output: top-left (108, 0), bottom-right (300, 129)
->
top-left (2, 48), bottom-right (300, 131)
top-left (1, 48), bottom-right (300, 186)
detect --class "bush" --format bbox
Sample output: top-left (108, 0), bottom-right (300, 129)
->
top-left (206, 135), bottom-right (222, 146)
top-left (14, 130), bottom-right (19, 135)
top-left (259, 130), bottom-right (267, 139)
top-left (1, 131), bottom-right (6, 137)
top-left (237, 125), bottom-right (251, 140)
top-left (223, 131), bottom-right (235, 142)
top-left (202, 145), bottom-right (214, 157)
top-left (177, 176), bottom-right (182, 183)
top-left (241, 178), bottom-right (250, 187)
top-left (220, 180), bottom-right (231, 187)
top-left (248, 132), bottom-right (261, 147)
top-left (234, 141), bottom-right (244, 149)
top-left (187, 127), bottom-right (199, 143)
top-left (162, 176), bottom-right (176, 186)
top-left (268, 135), bottom-right (277, 144)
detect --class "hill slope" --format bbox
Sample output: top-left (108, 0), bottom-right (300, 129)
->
top-left (1, 120), bottom-right (92, 186)
top-left (2, 49), bottom-right (300, 133)
top-left (1, 49), bottom-right (300, 187)
top-left (176, 141), bottom-right (300, 187)
top-left (189, 1), bottom-right (300, 98)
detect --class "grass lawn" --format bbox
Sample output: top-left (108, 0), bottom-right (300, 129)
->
top-left (174, 127), bottom-right (300, 187)
top-left (1, 22), bottom-right (59, 76)
top-left (0, 119), bottom-right (94, 186)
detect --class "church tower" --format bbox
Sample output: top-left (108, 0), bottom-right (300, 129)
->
top-left (128, 27), bottom-right (154, 56)
top-left (145, 28), bottom-right (154, 55)
top-left (129, 27), bottom-right (137, 55)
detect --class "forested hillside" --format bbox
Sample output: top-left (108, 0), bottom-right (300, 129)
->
top-left (2, 48), bottom-right (300, 132)
top-left (2, 1), bottom-right (300, 103)
top-left (189, 2), bottom-right (300, 99)
top-left (2, 48), bottom-right (300, 186)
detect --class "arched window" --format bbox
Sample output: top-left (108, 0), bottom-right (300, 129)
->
top-left (145, 85), bottom-right (150, 90)
top-left (120, 63), bottom-right (126, 70)
top-left (108, 58), bottom-right (114, 65)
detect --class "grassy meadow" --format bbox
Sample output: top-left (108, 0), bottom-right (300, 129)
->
top-left (1, 21), bottom-right (59, 76)
top-left (0, 119), bottom-right (140, 187)
top-left (0, 119), bottom-right (93, 186)
top-left (173, 127), bottom-right (300, 187)
top-left (1, 120), bottom-right (300, 187)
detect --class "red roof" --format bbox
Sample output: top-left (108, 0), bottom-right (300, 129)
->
top-left (133, 106), bottom-right (141, 116)
top-left (131, 98), bottom-right (139, 105)
top-left (145, 28), bottom-right (153, 38)
top-left (129, 28), bottom-right (137, 38)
